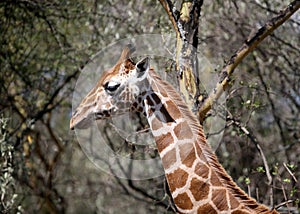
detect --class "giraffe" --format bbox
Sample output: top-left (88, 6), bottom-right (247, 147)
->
top-left (70, 44), bottom-right (278, 214)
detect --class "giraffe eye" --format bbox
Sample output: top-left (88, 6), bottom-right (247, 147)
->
top-left (104, 81), bottom-right (120, 93)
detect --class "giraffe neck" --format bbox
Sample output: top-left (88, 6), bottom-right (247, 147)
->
top-left (141, 69), bottom-right (275, 214)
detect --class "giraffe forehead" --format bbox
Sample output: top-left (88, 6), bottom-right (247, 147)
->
top-left (101, 60), bottom-right (136, 84)
top-left (121, 59), bottom-right (136, 74)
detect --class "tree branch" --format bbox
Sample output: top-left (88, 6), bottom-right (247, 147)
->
top-left (176, 1), bottom-right (204, 110)
top-left (198, 1), bottom-right (300, 122)
top-left (158, 0), bottom-right (180, 36)
top-left (227, 115), bottom-right (273, 185)
top-left (159, 1), bottom-right (204, 110)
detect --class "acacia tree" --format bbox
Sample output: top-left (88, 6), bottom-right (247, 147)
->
top-left (0, 0), bottom-right (299, 213)
top-left (159, 1), bottom-right (300, 212)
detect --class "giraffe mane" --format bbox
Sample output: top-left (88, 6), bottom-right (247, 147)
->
top-left (148, 68), bottom-right (272, 213)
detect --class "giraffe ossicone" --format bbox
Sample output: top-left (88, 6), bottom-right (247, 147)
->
top-left (70, 44), bottom-right (278, 214)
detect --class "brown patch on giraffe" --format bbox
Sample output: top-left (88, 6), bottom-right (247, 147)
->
top-left (232, 210), bottom-right (251, 214)
top-left (145, 95), bottom-right (154, 106)
top-left (194, 162), bottom-right (209, 179)
top-left (174, 121), bottom-right (193, 140)
top-left (173, 193), bottom-right (193, 210)
top-left (131, 102), bottom-right (139, 112)
top-left (229, 194), bottom-right (240, 209)
top-left (151, 91), bottom-right (162, 105)
top-left (164, 100), bottom-right (182, 120)
top-left (197, 203), bottom-right (217, 214)
top-left (189, 177), bottom-right (209, 201)
top-left (124, 59), bottom-right (135, 72)
top-left (137, 96), bottom-right (142, 104)
top-left (179, 143), bottom-right (196, 168)
top-left (212, 189), bottom-right (229, 211)
top-left (151, 116), bottom-right (164, 131)
top-left (161, 148), bottom-right (177, 169)
top-left (194, 141), bottom-right (205, 161)
top-left (151, 81), bottom-right (169, 98)
top-left (210, 171), bottom-right (223, 186)
top-left (159, 104), bottom-right (175, 123)
top-left (155, 132), bottom-right (173, 152)
top-left (166, 168), bottom-right (189, 192)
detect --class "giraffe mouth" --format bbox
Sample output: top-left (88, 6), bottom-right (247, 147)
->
top-left (70, 109), bottom-right (113, 130)
top-left (70, 115), bottom-right (93, 130)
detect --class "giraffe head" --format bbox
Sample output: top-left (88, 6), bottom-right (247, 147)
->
top-left (70, 44), bottom-right (151, 130)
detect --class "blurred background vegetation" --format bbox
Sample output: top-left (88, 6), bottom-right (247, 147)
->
top-left (0, 0), bottom-right (299, 213)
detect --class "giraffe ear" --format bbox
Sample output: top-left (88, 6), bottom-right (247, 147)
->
top-left (136, 57), bottom-right (150, 74)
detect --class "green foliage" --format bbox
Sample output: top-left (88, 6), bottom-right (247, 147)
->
top-left (256, 166), bottom-right (265, 173)
top-left (272, 163), bottom-right (279, 176)
top-left (244, 177), bottom-right (251, 185)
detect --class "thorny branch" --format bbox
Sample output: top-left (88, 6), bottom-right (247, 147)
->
top-left (226, 114), bottom-right (273, 185)
top-left (198, 1), bottom-right (300, 122)
top-left (225, 113), bottom-right (280, 208)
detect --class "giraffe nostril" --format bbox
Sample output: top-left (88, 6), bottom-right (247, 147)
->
top-left (103, 110), bottom-right (111, 117)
